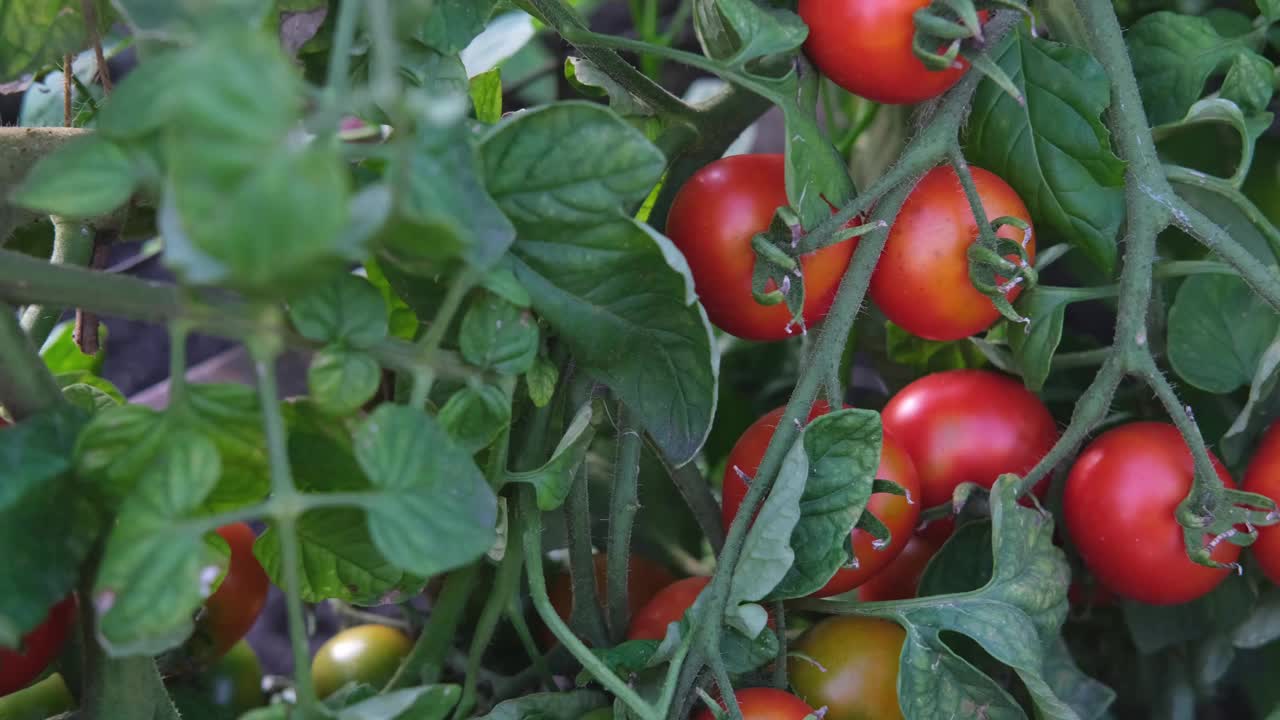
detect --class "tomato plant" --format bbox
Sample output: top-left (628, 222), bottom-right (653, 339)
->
top-left (666, 154), bottom-right (856, 341)
top-left (627, 577), bottom-right (710, 641)
top-left (693, 687), bottom-right (815, 720)
top-left (312, 625), bottom-right (413, 699)
top-left (1245, 422), bottom-right (1280, 585)
top-left (546, 554), bottom-right (675, 645)
top-left (169, 639), bottom-right (264, 717)
top-left (0, 595), bottom-right (75, 697)
top-left (183, 523), bottom-right (270, 666)
top-left (0, 673), bottom-right (75, 720)
top-left (721, 402), bottom-right (921, 597)
top-left (788, 616), bottom-right (906, 720)
top-left (1064, 422), bottom-right (1241, 605)
top-left (856, 535), bottom-right (939, 602)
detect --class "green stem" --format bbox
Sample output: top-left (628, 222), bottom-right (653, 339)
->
top-left (656, 446), bottom-right (725, 554)
top-left (1165, 164), bottom-right (1280, 262)
top-left (20, 218), bottom-right (93, 349)
top-left (386, 565), bottom-right (479, 689)
top-left (710, 659), bottom-right (742, 720)
top-left (1168, 199), bottom-right (1280, 311)
top-left (0, 302), bottom-right (63, 419)
top-left (506, 601), bottom-right (555, 689)
top-left (770, 601), bottom-right (787, 689)
top-left (321, 0), bottom-right (362, 133)
top-left (454, 523), bottom-right (525, 720)
top-left (605, 402), bottom-right (642, 642)
top-left (520, 487), bottom-right (659, 720)
top-left (1049, 348), bottom-right (1112, 371)
top-left (364, 0), bottom-right (401, 115)
top-left (564, 467), bottom-right (609, 647)
top-left (410, 271), bottom-right (476, 407)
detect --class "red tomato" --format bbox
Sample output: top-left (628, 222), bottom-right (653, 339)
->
top-left (665, 154), bottom-right (856, 342)
top-left (1245, 423), bottom-right (1280, 585)
top-left (721, 402), bottom-right (921, 597)
top-left (857, 535), bottom-right (939, 602)
top-left (789, 616), bottom-right (905, 720)
top-left (1064, 422), bottom-right (1241, 605)
top-left (881, 370), bottom-right (1058, 510)
top-left (0, 595), bottom-right (76, 696)
top-left (627, 577), bottom-right (710, 641)
top-left (544, 554), bottom-right (675, 646)
top-left (799, 0), bottom-right (974, 105)
top-left (869, 165), bottom-right (1035, 341)
top-left (693, 687), bottom-right (815, 720)
top-left (191, 524), bottom-right (270, 661)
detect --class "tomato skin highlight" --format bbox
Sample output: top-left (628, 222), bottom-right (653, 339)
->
top-left (799, 0), bottom-right (970, 105)
top-left (789, 616), bottom-right (905, 720)
top-left (1243, 423), bottom-right (1280, 585)
top-left (857, 535), bottom-right (939, 602)
top-left (665, 154), bottom-right (856, 342)
top-left (0, 596), bottom-right (76, 697)
top-left (869, 165), bottom-right (1035, 341)
top-left (626, 577), bottom-right (710, 641)
top-left (881, 370), bottom-right (1058, 509)
top-left (1064, 422), bottom-right (1240, 605)
top-left (311, 624), bottom-right (413, 699)
top-left (721, 402), bottom-right (921, 597)
top-left (693, 687), bottom-right (816, 720)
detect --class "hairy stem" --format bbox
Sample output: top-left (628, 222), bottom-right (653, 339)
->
top-left (605, 402), bottom-right (642, 641)
top-left (564, 467), bottom-right (609, 646)
top-left (387, 565), bottom-right (479, 689)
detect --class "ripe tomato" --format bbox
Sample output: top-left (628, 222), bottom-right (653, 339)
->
top-left (857, 535), bottom-right (939, 602)
top-left (312, 624), bottom-right (413, 698)
top-left (0, 673), bottom-right (75, 719)
top-left (881, 370), bottom-right (1058, 510)
top-left (627, 577), bottom-right (711, 641)
top-left (188, 523), bottom-right (270, 664)
top-left (869, 166), bottom-right (1035, 341)
top-left (169, 639), bottom-right (264, 716)
top-left (0, 595), bottom-right (76, 696)
top-left (694, 687), bottom-right (815, 720)
top-left (721, 402), bottom-right (921, 597)
top-left (1064, 422), bottom-right (1241, 605)
top-left (789, 616), bottom-right (905, 720)
top-left (545, 554), bottom-right (675, 646)
top-left (1243, 423), bottom-right (1280, 585)
top-left (799, 0), bottom-right (973, 105)
top-left (666, 154), bottom-right (856, 342)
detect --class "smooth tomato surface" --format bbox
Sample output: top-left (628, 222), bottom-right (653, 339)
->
top-left (789, 616), bottom-right (905, 720)
top-left (694, 687), bottom-right (815, 720)
top-left (799, 0), bottom-right (971, 104)
top-left (1244, 423), bottom-right (1280, 584)
top-left (1064, 422), bottom-right (1240, 605)
top-left (857, 535), bottom-right (939, 602)
top-left (721, 402), bottom-right (921, 597)
top-left (881, 370), bottom-right (1058, 509)
top-left (626, 576), bottom-right (710, 641)
top-left (870, 166), bottom-right (1035, 341)
top-left (312, 624), bottom-right (413, 698)
top-left (193, 523), bottom-right (270, 662)
top-left (0, 595), bottom-right (76, 696)
top-left (666, 154), bottom-right (855, 341)
top-left (545, 554), bottom-right (675, 645)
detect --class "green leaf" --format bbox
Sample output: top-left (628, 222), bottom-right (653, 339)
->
top-left (438, 384), bottom-right (512, 453)
top-left (0, 0), bottom-right (112, 80)
top-left (290, 273), bottom-right (389, 348)
top-left (1232, 587), bottom-right (1280, 649)
top-left (769, 409), bottom-right (881, 600)
top-left (1007, 286), bottom-right (1076, 391)
top-left (1123, 574), bottom-right (1255, 654)
top-left (112, 0), bottom-right (270, 35)
top-left (95, 49), bottom-right (192, 141)
top-left (354, 405), bottom-right (498, 577)
top-left (965, 28), bottom-right (1125, 273)
top-left (40, 321), bottom-right (107, 375)
top-left (481, 103), bottom-right (717, 465)
top-left (476, 691), bottom-right (608, 720)
top-left (1222, 331), bottom-right (1280, 465)
top-left (691, 0), bottom-right (807, 64)
top-left (565, 57), bottom-right (651, 118)
top-left (336, 685), bottom-right (462, 720)
top-left (526, 355), bottom-right (559, 408)
top-left (364, 259), bottom-right (421, 341)
top-left (1155, 98), bottom-right (1272, 187)
top-left (60, 377), bottom-right (124, 414)
top-left (418, 0), bottom-right (499, 53)
top-left (504, 403), bottom-right (594, 510)
top-left (1043, 637), bottom-right (1116, 720)
top-left (380, 122), bottom-right (515, 273)
top-left (1260, 0), bottom-right (1280, 22)
top-left (460, 293), bottom-right (539, 374)
top-left (470, 68), bottom-right (503, 124)
top-left (886, 321), bottom-right (987, 375)
top-left (94, 432), bottom-right (223, 655)
top-left (1128, 12), bottom-right (1275, 126)
top-left (10, 135), bottom-right (138, 219)
top-left (308, 348), bottom-right (381, 416)
top-left (1169, 274), bottom-right (1280, 394)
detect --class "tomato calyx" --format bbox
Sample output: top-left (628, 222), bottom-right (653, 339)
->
top-left (967, 214), bottom-right (1037, 327)
top-left (1178, 485), bottom-right (1280, 571)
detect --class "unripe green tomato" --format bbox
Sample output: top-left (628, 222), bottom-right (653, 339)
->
top-left (0, 672), bottom-right (75, 720)
top-left (311, 625), bottom-right (413, 699)
top-left (168, 639), bottom-right (264, 718)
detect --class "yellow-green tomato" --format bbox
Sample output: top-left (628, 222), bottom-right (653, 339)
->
top-left (788, 616), bottom-right (906, 720)
top-left (0, 672), bottom-right (76, 720)
top-left (311, 624), bottom-right (412, 699)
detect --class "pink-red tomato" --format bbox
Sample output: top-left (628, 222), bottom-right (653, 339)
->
top-left (0, 595), bottom-right (76, 696)
top-left (191, 524), bottom-right (270, 662)
top-left (857, 535), bottom-right (939, 602)
top-left (1245, 423), bottom-right (1280, 585)
top-left (798, 0), bottom-right (975, 105)
top-left (693, 687), bottom-right (815, 720)
top-left (1064, 422), bottom-right (1241, 605)
top-left (881, 370), bottom-right (1058, 510)
top-left (666, 154), bottom-right (856, 342)
top-left (869, 165), bottom-right (1035, 341)
top-left (627, 577), bottom-right (710, 641)
top-left (721, 402), bottom-right (921, 597)
top-left (544, 554), bottom-right (675, 647)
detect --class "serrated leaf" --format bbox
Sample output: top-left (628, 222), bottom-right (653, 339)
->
top-left (289, 274), bottom-right (389, 348)
top-left (0, 0), bottom-right (111, 80)
top-left (965, 28), bottom-right (1124, 273)
top-left (481, 102), bottom-right (717, 465)
top-left (355, 405), bottom-right (497, 577)
top-left (1169, 274), bottom-right (1280, 394)
top-left (10, 135), bottom-right (138, 218)
top-left (460, 293), bottom-right (538, 374)
top-left (504, 403), bottom-right (593, 510)
top-left (308, 348), bottom-right (381, 416)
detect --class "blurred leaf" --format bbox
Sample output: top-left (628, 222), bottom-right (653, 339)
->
top-left (289, 274), bottom-right (389, 348)
top-left (40, 321), bottom-right (107, 375)
top-left (11, 135), bottom-right (138, 218)
top-left (418, 0), bottom-right (499, 53)
top-left (526, 355), bottom-right (559, 408)
top-left (459, 11), bottom-right (537, 78)
top-left (1043, 637), bottom-right (1116, 720)
top-left (0, 0), bottom-right (113, 80)
top-left (308, 348), bottom-right (381, 416)
top-left (336, 685), bottom-right (461, 720)
top-left (364, 260), bottom-right (421, 341)
top-left (1169, 274), bottom-right (1280, 393)
top-left (1123, 574), bottom-right (1256, 654)
top-left (886, 321), bottom-right (988, 376)
top-left (470, 68), bottom-right (503, 123)
top-left (476, 691), bottom-right (607, 720)
top-left (112, 0), bottom-right (270, 35)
